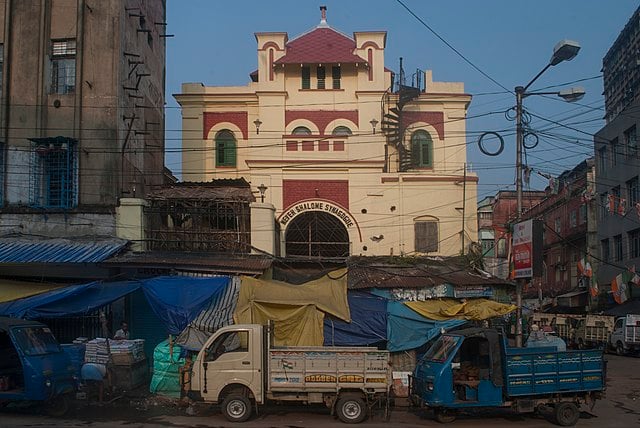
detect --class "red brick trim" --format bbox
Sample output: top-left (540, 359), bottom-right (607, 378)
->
top-left (401, 175), bottom-right (479, 183)
top-left (203, 112), bottom-right (248, 140)
top-left (402, 111), bottom-right (445, 140)
top-left (286, 110), bottom-right (359, 135)
top-left (259, 41), bottom-right (283, 51)
top-left (283, 180), bottom-right (349, 209)
top-left (278, 197), bottom-right (363, 243)
top-left (360, 41), bottom-right (381, 50)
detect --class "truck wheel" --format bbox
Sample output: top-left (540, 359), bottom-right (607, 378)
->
top-left (336, 395), bottom-right (367, 424)
top-left (45, 394), bottom-right (70, 417)
top-left (221, 394), bottom-right (252, 423)
top-left (616, 342), bottom-right (625, 356)
top-left (434, 408), bottom-right (457, 423)
top-left (554, 402), bottom-right (580, 426)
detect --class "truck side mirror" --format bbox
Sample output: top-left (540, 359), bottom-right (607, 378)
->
top-left (451, 362), bottom-right (461, 370)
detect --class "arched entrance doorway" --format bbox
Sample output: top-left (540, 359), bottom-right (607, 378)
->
top-left (285, 211), bottom-right (350, 258)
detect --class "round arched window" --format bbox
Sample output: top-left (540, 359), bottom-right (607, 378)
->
top-left (332, 126), bottom-right (352, 136)
top-left (292, 126), bottom-right (312, 135)
top-left (411, 130), bottom-right (433, 167)
top-left (215, 130), bottom-right (236, 167)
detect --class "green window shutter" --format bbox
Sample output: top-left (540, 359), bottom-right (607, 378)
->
top-left (215, 131), bottom-right (237, 167)
top-left (226, 141), bottom-right (236, 166)
top-left (411, 130), bottom-right (433, 167)
top-left (301, 66), bottom-right (310, 89)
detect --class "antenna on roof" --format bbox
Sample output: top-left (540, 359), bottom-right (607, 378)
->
top-left (318, 5), bottom-right (328, 27)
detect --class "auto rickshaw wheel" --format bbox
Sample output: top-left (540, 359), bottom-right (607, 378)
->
top-left (45, 394), bottom-right (70, 417)
top-left (434, 408), bottom-right (457, 423)
top-left (554, 402), bottom-right (580, 426)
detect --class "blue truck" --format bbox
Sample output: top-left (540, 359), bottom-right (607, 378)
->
top-left (410, 328), bottom-right (605, 426)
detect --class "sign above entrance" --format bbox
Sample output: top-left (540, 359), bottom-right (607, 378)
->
top-left (279, 200), bottom-right (355, 228)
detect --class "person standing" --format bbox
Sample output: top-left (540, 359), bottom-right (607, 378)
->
top-left (113, 321), bottom-right (129, 340)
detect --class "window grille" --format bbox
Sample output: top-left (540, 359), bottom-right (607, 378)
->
top-left (332, 66), bottom-right (341, 89)
top-left (317, 66), bottom-right (326, 89)
top-left (29, 138), bottom-right (78, 209)
top-left (51, 40), bottom-right (76, 94)
top-left (301, 66), bottom-right (310, 89)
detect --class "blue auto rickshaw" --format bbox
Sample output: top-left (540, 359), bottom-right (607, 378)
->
top-left (0, 317), bottom-right (76, 415)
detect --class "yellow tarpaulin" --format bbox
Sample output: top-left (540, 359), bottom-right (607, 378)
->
top-left (234, 303), bottom-right (324, 346)
top-left (405, 298), bottom-right (516, 321)
top-left (0, 280), bottom-right (64, 303)
top-left (234, 269), bottom-right (349, 346)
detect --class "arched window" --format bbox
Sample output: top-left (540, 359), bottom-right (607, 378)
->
top-left (292, 126), bottom-right (312, 135)
top-left (411, 130), bottom-right (433, 167)
top-left (215, 130), bottom-right (236, 167)
top-left (332, 126), bottom-right (352, 136)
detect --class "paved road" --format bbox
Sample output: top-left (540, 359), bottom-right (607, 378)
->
top-left (1, 354), bottom-right (639, 428)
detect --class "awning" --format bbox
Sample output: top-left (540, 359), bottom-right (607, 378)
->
top-left (324, 291), bottom-right (387, 347)
top-left (0, 236), bottom-right (128, 263)
top-left (235, 269), bottom-right (350, 346)
top-left (0, 276), bottom-right (230, 335)
top-left (0, 279), bottom-right (65, 303)
top-left (405, 298), bottom-right (516, 321)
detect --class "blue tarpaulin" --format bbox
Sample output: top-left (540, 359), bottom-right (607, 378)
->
top-left (0, 276), bottom-right (230, 335)
top-left (323, 291), bottom-right (387, 346)
top-left (142, 276), bottom-right (230, 335)
top-left (387, 300), bottom-right (466, 352)
top-left (0, 280), bottom-right (140, 319)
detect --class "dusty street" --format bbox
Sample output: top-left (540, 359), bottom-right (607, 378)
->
top-left (1, 354), bottom-right (639, 428)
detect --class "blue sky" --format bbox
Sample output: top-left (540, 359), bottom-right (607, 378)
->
top-left (165, 1), bottom-right (638, 202)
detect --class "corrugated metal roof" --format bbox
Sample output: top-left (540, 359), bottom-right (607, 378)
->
top-left (104, 251), bottom-right (272, 275)
top-left (347, 256), bottom-right (514, 289)
top-left (0, 237), bottom-right (128, 263)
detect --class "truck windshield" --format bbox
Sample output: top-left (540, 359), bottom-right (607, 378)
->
top-left (424, 335), bottom-right (459, 362)
top-left (12, 326), bottom-right (61, 356)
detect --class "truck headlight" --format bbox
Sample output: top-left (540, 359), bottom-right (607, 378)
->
top-left (427, 382), bottom-right (434, 391)
top-left (45, 379), bottom-right (52, 388)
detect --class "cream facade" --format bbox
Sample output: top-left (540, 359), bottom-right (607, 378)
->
top-left (176, 9), bottom-right (477, 258)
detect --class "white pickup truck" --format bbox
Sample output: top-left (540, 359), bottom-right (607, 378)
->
top-left (609, 314), bottom-right (640, 355)
top-left (188, 324), bottom-right (391, 423)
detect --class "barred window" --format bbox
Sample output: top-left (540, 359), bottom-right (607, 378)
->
top-left (30, 138), bottom-right (78, 209)
top-left (51, 40), bottom-right (76, 94)
top-left (317, 66), bottom-right (326, 89)
top-left (301, 66), bottom-right (310, 89)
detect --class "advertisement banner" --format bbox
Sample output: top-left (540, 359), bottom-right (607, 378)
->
top-left (512, 220), bottom-right (533, 279)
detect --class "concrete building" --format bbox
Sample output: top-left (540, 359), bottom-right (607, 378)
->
top-left (595, 6), bottom-right (640, 299)
top-left (483, 190), bottom-right (546, 279)
top-left (520, 160), bottom-right (597, 309)
top-left (0, 0), bottom-right (166, 239)
top-left (175, 7), bottom-right (478, 259)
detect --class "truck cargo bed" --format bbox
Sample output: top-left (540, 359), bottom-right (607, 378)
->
top-left (504, 347), bottom-right (604, 397)
top-left (268, 346), bottom-right (390, 393)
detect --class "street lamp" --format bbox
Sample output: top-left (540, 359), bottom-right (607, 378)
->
top-left (514, 40), bottom-right (583, 348)
top-left (257, 183), bottom-right (267, 203)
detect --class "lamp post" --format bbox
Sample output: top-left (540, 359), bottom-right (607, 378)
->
top-left (257, 183), bottom-right (267, 203)
top-left (513, 40), bottom-right (584, 347)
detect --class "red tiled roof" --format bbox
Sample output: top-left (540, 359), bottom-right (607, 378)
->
top-left (275, 27), bottom-right (366, 65)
